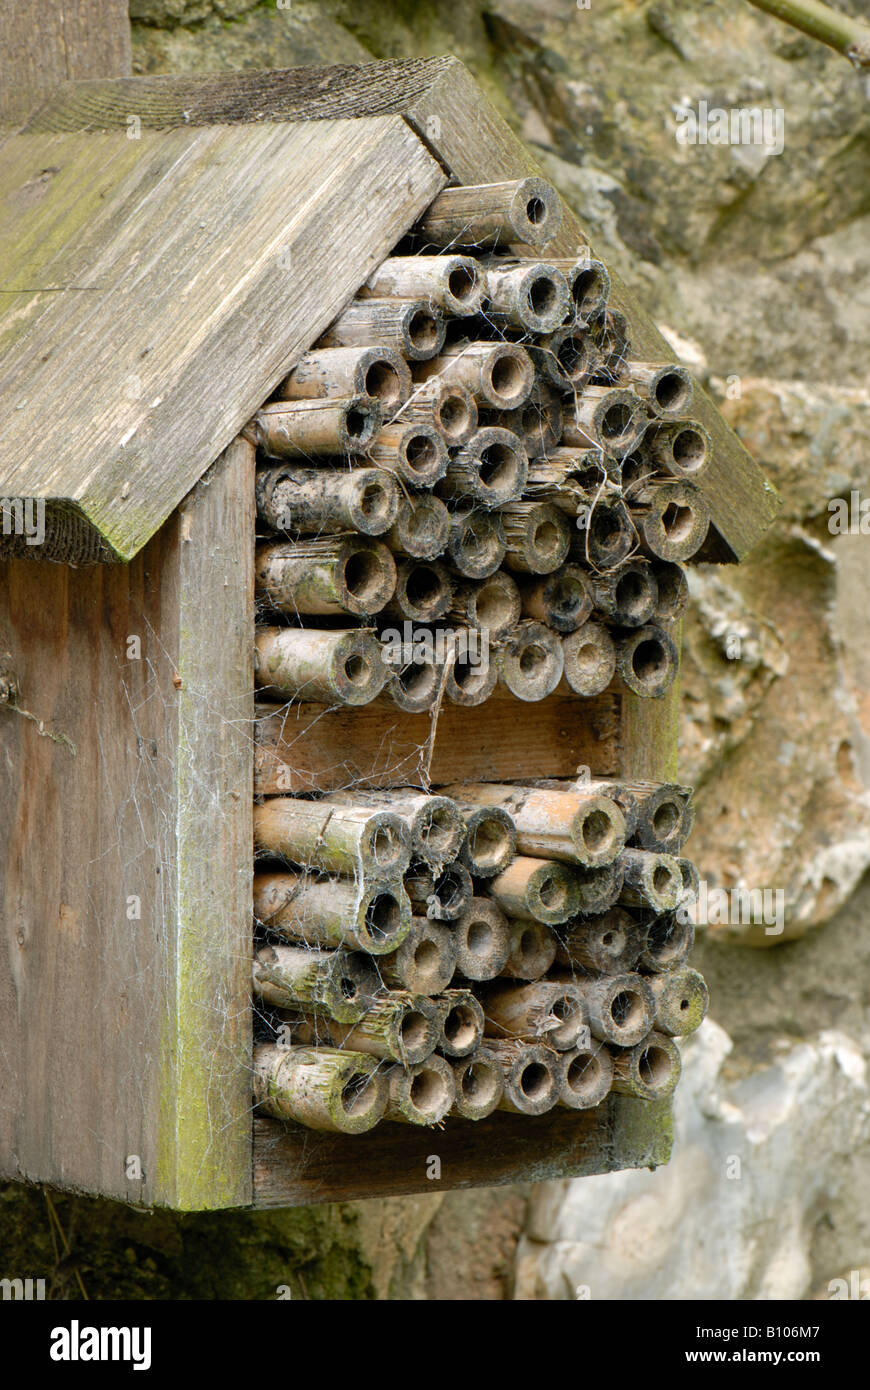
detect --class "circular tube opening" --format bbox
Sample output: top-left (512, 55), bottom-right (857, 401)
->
top-left (632, 638), bottom-right (665, 682)
top-left (448, 264), bottom-right (477, 303)
top-left (408, 310), bottom-right (439, 353)
top-left (672, 428), bottom-right (706, 471)
top-left (639, 1045), bottom-right (671, 1089)
top-left (654, 371), bottom-right (690, 413)
top-left (365, 891), bottom-right (402, 943)
top-left (364, 361), bottom-right (401, 405)
top-left (343, 549), bottom-right (384, 604)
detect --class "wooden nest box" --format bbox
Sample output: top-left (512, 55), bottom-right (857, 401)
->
top-left (0, 58), bottom-right (778, 1211)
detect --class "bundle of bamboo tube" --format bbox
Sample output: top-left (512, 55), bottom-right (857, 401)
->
top-left (246, 179), bottom-right (709, 1134)
top-left (251, 776), bottom-right (705, 1131)
top-left (249, 179), bottom-right (712, 716)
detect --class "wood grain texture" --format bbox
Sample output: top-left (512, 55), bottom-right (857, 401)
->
top-left (254, 692), bottom-right (621, 795)
top-left (251, 1096), bottom-right (672, 1207)
top-left (155, 437), bottom-right (255, 1210)
top-left (0, 0), bottom-right (131, 128)
top-left (23, 57), bottom-right (778, 560)
top-left (0, 439), bottom-right (255, 1209)
top-left (0, 118), bottom-right (445, 560)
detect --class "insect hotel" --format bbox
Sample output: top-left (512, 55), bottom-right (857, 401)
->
top-left (0, 58), bottom-right (778, 1211)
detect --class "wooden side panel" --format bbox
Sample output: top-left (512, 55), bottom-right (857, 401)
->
top-left (254, 693), bottom-right (620, 795)
top-left (252, 1098), bottom-right (672, 1207)
top-left (0, 0), bottom-right (131, 128)
top-left (154, 438), bottom-right (255, 1210)
top-left (0, 440), bottom-right (254, 1208)
top-left (0, 118), bottom-right (445, 560)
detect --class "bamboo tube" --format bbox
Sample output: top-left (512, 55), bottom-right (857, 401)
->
top-left (379, 647), bottom-right (443, 712)
top-left (619, 362), bottom-right (693, 418)
top-left (361, 254), bottom-right (484, 315)
top-left (481, 980), bottom-right (588, 1050)
top-left (501, 918), bottom-right (558, 979)
top-left (529, 776), bottom-right (641, 839)
top-left (590, 560), bottom-right (658, 628)
top-left (252, 1043), bottom-right (387, 1133)
top-left (638, 912), bottom-right (694, 974)
top-left (450, 1049), bottom-right (505, 1120)
top-left (385, 493), bottom-right (451, 560)
top-left (447, 571), bottom-right (521, 637)
top-left (546, 257), bottom-right (611, 324)
top-left (417, 178), bottom-right (563, 251)
top-left (629, 481), bottom-right (710, 563)
top-left (499, 502), bottom-right (571, 575)
top-left (326, 790), bottom-right (465, 871)
top-left (415, 342), bottom-right (535, 410)
top-left (256, 464), bottom-right (400, 538)
top-left (573, 860), bottom-right (625, 915)
top-left (485, 383), bottom-right (560, 462)
top-left (452, 898), bottom-right (512, 980)
top-left (255, 537), bottom-right (396, 619)
top-left (562, 387), bottom-right (648, 458)
top-left (489, 855), bottom-right (581, 925)
top-left (627, 783), bottom-right (694, 853)
top-left (645, 419), bottom-right (711, 480)
top-left (253, 870), bottom-right (412, 955)
top-left (559, 623), bottom-right (616, 697)
top-left (436, 426), bottom-right (528, 509)
top-left (498, 620), bottom-right (564, 701)
top-left (570, 497), bottom-right (635, 570)
top-left (676, 857), bottom-right (700, 905)
top-left (244, 396), bottom-right (382, 458)
top-left (481, 259), bottom-right (571, 333)
top-left (568, 972), bottom-right (655, 1047)
top-left (377, 916), bottom-right (456, 994)
top-left (589, 307), bottom-right (631, 382)
top-left (650, 559), bottom-right (690, 623)
top-left (490, 1040), bottom-right (561, 1115)
top-left (531, 326), bottom-right (597, 391)
top-left (387, 1055), bottom-right (456, 1125)
top-left (254, 626), bottom-right (388, 706)
top-left (435, 989), bottom-right (485, 1058)
top-left (609, 1030), bottom-right (681, 1100)
top-left (454, 806), bottom-right (517, 878)
top-left (555, 907), bottom-right (645, 974)
top-left (445, 507), bottom-right (506, 578)
top-left (441, 782), bottom-right (625, 869)
top-left (317, 297), bottom-right (446, 360)
top-left (276, 345), bottom-right (412, 408)
top-left (283, 995), bottom-right (441, 1066)
top-left (405, 861), bottom-right (473, 922)
top-left (519, 565), bottom-right (593, 633)
top-left (556, 1040), bottom-right (613, 1110)
top-left (614, 624), bottom-right (679, 699)
top-left (368, 420), bottom-right (449, 488)
top-left (394, 381), bottom-right (478, 445)
top-left (620, 849), bottom-right (682, 912)
top-left (254, 797), bottom-right (411, 880)
top-left (252, 944), bottom-right (379, 1024)
top-left (526, 444), bottom-right (613, 492)
top-left (648, 968), bottom-right (708, 1037)
top-left (380, 558), bottom-right (454, 623)
top-left (443, 641), bottom-right (499, 707)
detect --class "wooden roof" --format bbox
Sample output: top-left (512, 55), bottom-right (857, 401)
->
top-left (0, 114), bottom-right (444, 560)
top-left (0, 57), bottom-right (778, 563)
